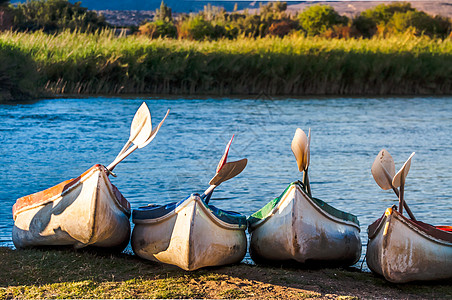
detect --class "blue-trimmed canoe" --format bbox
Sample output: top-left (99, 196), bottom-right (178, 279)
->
top-left (131, 193), bottom-right (247, 271)
top-left (248, 181), bottom-right (361, 266)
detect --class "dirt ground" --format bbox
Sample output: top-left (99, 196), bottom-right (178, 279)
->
top-left (1, 247), bottom-right (451, 299)
top-left (189, 263), bottom-right (451, 299)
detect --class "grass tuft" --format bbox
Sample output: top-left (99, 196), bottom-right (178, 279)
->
top-left (1, 30), bottom-right (452, 100)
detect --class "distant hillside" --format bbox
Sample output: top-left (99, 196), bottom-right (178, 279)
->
top-left (10, 0), bottom-right (288, 12)
top-left (285, 1), bottom-right (452, 18)
top-left (10, 1), bottom-right (452, 27)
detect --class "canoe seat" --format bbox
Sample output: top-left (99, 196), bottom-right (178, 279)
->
top-left (133, 194), bottom-right (247, 227)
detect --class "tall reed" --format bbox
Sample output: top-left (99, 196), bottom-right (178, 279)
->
top-left (1, 30), bottom-right (452, 97)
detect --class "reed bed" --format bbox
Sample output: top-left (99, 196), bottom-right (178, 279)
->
top-left (1, 30), bottom-right (452, 97)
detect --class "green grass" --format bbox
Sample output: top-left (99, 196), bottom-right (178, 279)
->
top-left (1, 247), bottom-right (452, 299)
top-left (1, 30), bottom-right (452, 100)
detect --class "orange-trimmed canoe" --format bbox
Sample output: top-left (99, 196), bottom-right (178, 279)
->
top-left (367, 206), bottom-right (452, 283)
top-left (12, 164), bottom-right (131, 250)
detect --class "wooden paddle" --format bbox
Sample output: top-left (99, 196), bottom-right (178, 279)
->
top-left (115, 102), bottom-right (152, 159)
top-left (392, 152), bottom-right (415, 215)
top-left (201, 159), bottom-right (248, 202)
top-left (371, 149), bottom-right (416, 220)
top-left (107, 109), bottom-right (170, 172)
top-left (216, 135), bottom-right (234, 173)
top-left (200, 136), bottom-right (247, 203)
top-left (291, 128), bottom-right (311, 195)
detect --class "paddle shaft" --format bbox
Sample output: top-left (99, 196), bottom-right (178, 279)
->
top-left (303, 168), bottom-right (312, 196)
top-left (107, 143), bottom-right (138, 171)
top-left (115, 118), bottom-right (147, 159)
top-left (201, 185), bottom-right (217, 203)
top-left (398, 178), bottom-right (405, 214)
top-left (381, 166), bottom-right (415, 220)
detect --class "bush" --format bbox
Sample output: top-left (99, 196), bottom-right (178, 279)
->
top-left (0, 41), bottom-right (40, 102)
top-left (351, 15), bottom-right (377, 38)
top-left (178, 16), bottom-right (216, 40)
top-left (138, 20), bottom-right (177, 38)
top-left (361, 2), bottom-right (415, 25)
top-left (268, 20), bottom-right (296, 37)
top-left (390, 10), bottom-right (451, 37)
top-left (11, 0), bottom-right (108, 33)
top-left (322, 24), bottom-right (352, 39)
top-left (298, 5), bottom-right (348, 36)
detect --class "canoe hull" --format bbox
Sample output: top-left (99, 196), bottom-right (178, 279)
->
top-left (367, 207), bottom-right (452, 283)
top-left (132, 195), bottom-right (247, 271)
top-left (12, 165), bottom-right (131, 250)
top-left (249, 183), bottom-right (361, 265)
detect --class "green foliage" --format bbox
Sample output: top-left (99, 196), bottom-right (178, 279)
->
top-left (357, 2), bottom-right (451, 38)
top-left (154, 0), bottom-right (172, 22)
top-left (351, 15), bottom-right (377, 38)
top-left (178, 16), bottom-right (216, 40)
top-left (0, 40), bottom-right (40, 101)
top-left (139, 20), bottom-right (177, 38)
top-left (361, 2), bottom-right (414, 25)
top-left (2, 30), bottom-right (452, 98)
top-left (11, 0), bottom-right (108, 33)
top-left (298, 5), bottom-right (348, 36)
top-left (389, 11), bottom-right (451, 37)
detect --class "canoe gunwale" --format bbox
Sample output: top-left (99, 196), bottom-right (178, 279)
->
top-left (133, 195), bottom-right (247, 231)
top-left (368, 207), bottom-right (452, 246)
top-left (249, 183), bottom-right (360, 232)
top-left (13, 165), bottom-right (131, 220)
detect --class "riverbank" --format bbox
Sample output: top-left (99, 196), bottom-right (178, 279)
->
top-left (1, 31), bottom-right (452, 102)
top-left (1, 247), bottom-right (451, 299)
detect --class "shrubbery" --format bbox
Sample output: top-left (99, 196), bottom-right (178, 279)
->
top-left (0, 40), bottom-right (40, 102)
top-left (139, 20), bottom-right (177, 38)
top-left (297, 5), bottom-right (348, 36)
top-left (355, 3), bottom-right (451, 38)
top-left (136, 2), bottom-right (452, 40)
top-left (7, 0), bottom-right (107, 33)
top-left (2, 0), bottom-right (452, 40)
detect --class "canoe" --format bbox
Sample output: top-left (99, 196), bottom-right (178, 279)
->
top-left (12, 164), bottom-right (131, 251)
top-left (367, 206), bottom-right (452, 283)
top-left (248, 181), bottom-right (362, 266)
top-left (131, 193), bottom-right (247, 271)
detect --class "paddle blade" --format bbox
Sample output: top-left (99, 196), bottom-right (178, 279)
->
top-left (209, 158), bottom-right (247, 186)
top-left (291, 128), bottom-right (308, 172)
top-left (392, 152), bottom-right (415, 188)
top-left (371, 149), bottom-right (396, 190)
top-left (216, 135), bottom-right (234, 173)
top-left (138, 109), bottom-right (170, 149)
top-left (131, 102), bottom-right (152, 146)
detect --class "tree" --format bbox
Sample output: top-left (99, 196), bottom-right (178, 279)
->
top-left (298, 5), bottom-right (348, 36)
top-left (155, 1), bottom-right (172, 22)
top-left (360, 2), bottom-right (414, 25)
top-left (11, 0), bottom-right (108, 33)
top-left (390, 10), bottom-right (451, 37)
top-left (351, 15), bottom-right (377, 38)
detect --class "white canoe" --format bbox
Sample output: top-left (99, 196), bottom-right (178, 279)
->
top-left (367, 206), bottom-right (452, 283)
top-left (132, 193), bottom-right (247, 271)
top-left (248, 181), bottom-right (361, 266)
top-left (12, 164), bottom-right (131, 250)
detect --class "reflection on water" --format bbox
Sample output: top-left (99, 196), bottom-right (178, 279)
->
top-left (1, 97), bottom-right (451, 270)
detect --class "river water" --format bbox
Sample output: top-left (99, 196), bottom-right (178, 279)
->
top-left (1, 97), bottom-right (451, 270)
